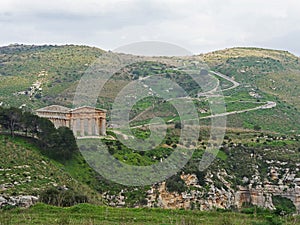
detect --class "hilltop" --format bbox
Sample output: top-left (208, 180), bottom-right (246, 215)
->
top-left (202, 47), bottom-right (300, 109)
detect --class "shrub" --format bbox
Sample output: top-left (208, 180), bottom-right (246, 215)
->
top-left (254, 125), bottom-right (262, 131)
top-left (272, 195), bottom-right (296, 216)
top-left (174, 122), bottom-right (184, 129)
top-left (39, 187), bottom-right (88, 207)
top-left (165, 173), bottom-right (186, 193)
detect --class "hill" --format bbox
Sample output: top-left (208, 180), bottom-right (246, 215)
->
top-left (0, 44), bottom-right (299, 134)
top-left (0, 44), bottom-right (300, 223)
top-left (199, 47), bottom-right (300, 134)
top-left (201, 47), bottom-right (300, 109)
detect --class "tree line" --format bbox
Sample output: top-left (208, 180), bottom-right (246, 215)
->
top-left (0, 107), bottom-right (78, 161)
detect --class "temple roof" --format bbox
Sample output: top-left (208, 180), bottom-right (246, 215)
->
top-left (71, 106), bottom-right (107, 113)
top-left (36, 105), bottom-right (106, 113)
top-left (36, 105), bottom-right (71, 113)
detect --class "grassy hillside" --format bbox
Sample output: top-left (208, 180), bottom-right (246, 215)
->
top-left (0, 44), bottom-right (104, 108)
top-left (201, 47), bottom-right (300, 109)
top-left (0, 134), bottom-right (101, 203)
top-left (199, 47), bottom-right (300, 133)
top-left (1, 44), bottom-right (300, 134)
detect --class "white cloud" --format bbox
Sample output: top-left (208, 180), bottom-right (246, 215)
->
top-left (0, 0), bottom-right (299, 55)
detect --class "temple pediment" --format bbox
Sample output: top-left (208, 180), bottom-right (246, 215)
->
top-left (36, 105), bottom-right (70, 113)
top-left (70, 106), bottom-right (106, 114)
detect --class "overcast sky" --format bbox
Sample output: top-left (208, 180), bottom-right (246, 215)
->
top-left (1, 0), bottom-right (300, 55)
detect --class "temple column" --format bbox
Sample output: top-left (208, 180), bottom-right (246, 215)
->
top-left (54, 119), bottom-right (58, 128)
top-left (95, 118), bottom-right (99, 135)
top-left (72, 119), bottom-right (77, 136)
top-left (100, 118), bottom-right (106, 136)
top-left (80, 118), bottom-right (85, 137)
top-left (88, 118), bottom-right (93, 136)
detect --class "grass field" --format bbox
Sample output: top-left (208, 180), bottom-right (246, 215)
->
top-left (1, 203), bottom-right (299, 225)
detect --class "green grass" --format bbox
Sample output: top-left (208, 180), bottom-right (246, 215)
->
top-left (1, 203), bottom-right (298, 225)
top-left (0, 134), bottom-right (101, 202)
top-left (217, 150), bottom-right (228, 161)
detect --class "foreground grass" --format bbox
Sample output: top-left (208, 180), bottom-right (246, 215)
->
top-left (1, 203), bottom-right (299, 225)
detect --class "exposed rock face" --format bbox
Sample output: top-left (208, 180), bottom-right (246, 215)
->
top-left (235, 186), bottom-right (275, 210)
top-left (144, 173), bottom-right (300, 213)
top-left (100, 145), bottom-right (300, 214)
top-left (101, 172), bottom-right (300, 214)
top-left (0, 195), bottom-right (38, 208)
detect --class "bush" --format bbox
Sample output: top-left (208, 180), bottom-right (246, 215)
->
top-left (253, 125), bottom-right (262, 131)
top-left (272, 195), bottom-right (296, 216)
top-left (39, 187), bottom-right (88, 207)
top-left (174, 122), bottom-right (184, 129)
top-left (165, 173), bottom-right (186, 193)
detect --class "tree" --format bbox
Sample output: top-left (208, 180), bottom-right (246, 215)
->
top-left (21, 111), bottom-right (39, 137)
top-left (0, 107), bottom-right (78, 162)
top-left (55, 127), bottom-right (78, 161)
top-left (0, 107), bottom-right (22, 137)
top-left (37, 117), bottom-right (57, 150)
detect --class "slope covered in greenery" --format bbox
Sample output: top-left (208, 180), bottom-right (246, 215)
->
top-left (202, 47), bottom-right (300, 109)
top-left (0, 134), bottom-right (101, 204)
top-left (1, 44), bottom-right (299, 134)
top-left (200, 47), bottom-right (300, 133)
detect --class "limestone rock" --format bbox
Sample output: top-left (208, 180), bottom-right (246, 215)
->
top-left (0, 195), bottom-right (38, 208)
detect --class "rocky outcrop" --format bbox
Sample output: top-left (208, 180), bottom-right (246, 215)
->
top-left (101, 171), bottom-right (300, 214)
top-left (144, 173), bottom-right (300, 213)
top-left (100, 145), bottom-right (300, 214)
top-left (0, 195), bottom-right (38, 208)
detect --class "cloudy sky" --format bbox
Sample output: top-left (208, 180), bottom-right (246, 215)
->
top-left (1, 0), bottom-right (300, 55)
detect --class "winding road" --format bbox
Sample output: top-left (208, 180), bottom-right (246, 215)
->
top-left (129, 70), bottom-right (276, 123)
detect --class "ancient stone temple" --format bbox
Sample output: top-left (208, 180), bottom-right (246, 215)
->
top-left (36, 105), bottom-right (106, 137)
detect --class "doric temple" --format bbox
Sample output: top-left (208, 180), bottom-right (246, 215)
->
top-left (36, 105), bottom-right (106, 137)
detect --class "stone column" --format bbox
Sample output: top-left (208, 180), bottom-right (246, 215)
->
top-left (54, 119), bottom-right (58, 128)
top-left (72, 119), bottom-right (77, 136)
top-left (95, 118), bottom-right (99, 135)
top-left (88, 118), bottom-right (93, 136)
top-left (100, 118), bottom-right (106, 136)
top-left (67, 119), bottom-right (71, 129)
top-left (80, 118), bottom-right (85, 137)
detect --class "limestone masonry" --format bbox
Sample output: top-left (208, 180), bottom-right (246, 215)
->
top-left (36, 105), bottom-right (106, 137)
